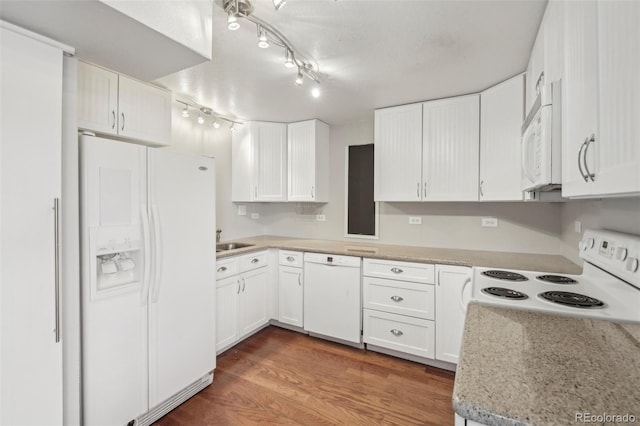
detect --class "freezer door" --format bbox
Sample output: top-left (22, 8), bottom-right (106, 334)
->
top-left (147, 149), bottom-right (216, 407)
top-left (80, 135), bottom-right (149, 425)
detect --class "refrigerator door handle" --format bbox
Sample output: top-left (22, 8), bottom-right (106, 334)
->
top-left (151, 204), bottom-right (163, 303)
top-left (141, 205), bottom-right (152, 306)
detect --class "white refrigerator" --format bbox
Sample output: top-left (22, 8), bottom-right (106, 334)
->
top-left (80, 135), bottom-right (216, 426)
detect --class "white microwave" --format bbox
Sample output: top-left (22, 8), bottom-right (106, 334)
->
top-left (521, 80), bottom-right (562, 192)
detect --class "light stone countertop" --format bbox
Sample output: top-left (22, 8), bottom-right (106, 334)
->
top-left (453, 303), bottom-right (640, 426)
top-left (216, 235), bottom-right (582, 274)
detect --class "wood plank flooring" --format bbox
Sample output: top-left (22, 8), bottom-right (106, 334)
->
top-left (155, 326), bottom-right (456, 425)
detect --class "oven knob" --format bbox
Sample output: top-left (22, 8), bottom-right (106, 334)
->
top-left (580, 238), bottom-right (595, 251)
top-left (626, 257), bottom-right (639, 273)
top-left (616, 247), bottom-right (628, 261)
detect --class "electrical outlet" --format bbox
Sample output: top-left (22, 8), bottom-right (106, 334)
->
top-left (574, 221), bottom-right (582, 233)
top-left (481, 217), bottom-right (498, 227)
top-left (316, 214), bottom-right (326, 222)
top-left (409, 217), bottom-right (422, 225)
top-left (251, 212), bottom-right (260, 220)
top-left (237, 205), bottom-right (246, 216)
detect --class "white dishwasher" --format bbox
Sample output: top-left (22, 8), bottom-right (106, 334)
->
top-left (303, 253), bottom-right (362, 345)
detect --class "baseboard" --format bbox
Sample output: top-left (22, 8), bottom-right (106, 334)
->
top-left (366, 344), bottom-right (457, 372)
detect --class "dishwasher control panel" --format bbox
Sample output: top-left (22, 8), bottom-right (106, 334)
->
top-left (304, 252), bottom-right (361, 267)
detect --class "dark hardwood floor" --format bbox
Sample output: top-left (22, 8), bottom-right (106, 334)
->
top-left (155, 326), bottom-right (456, 425)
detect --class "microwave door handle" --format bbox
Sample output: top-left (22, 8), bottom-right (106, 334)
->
top-left (577, 138), bottom-right (589, 182)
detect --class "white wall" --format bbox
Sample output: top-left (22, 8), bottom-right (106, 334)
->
top-left (169, 97), bottom-right (264, 241)
top-left (560, 198), bottom-right (640, 263)
top-left (260, 117), bottom-right (566, 255)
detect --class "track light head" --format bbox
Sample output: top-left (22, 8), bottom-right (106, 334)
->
top-left (295, 71), bottom-right (304, 86)
top-left (273, 0), bottom-right (286, 10)
top-left (284, 49), bottom-right (295, 68)
top-left (257, 26), bottom-right (269, 49)
top-left (227, 14), bottom-right (240, 31)
top-left (182, 106), bottom-right (190, 118)
top-left (213, 120), bottom-right (220, 129)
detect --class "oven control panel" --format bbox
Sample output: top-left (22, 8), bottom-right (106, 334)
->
top-left (580, 229), bottom-right (640, 287)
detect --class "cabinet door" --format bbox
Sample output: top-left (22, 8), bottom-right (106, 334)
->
top-left (118, 75), bottom-right (171, 146)
top-left (543, 0), bottom-right (565, 85)
top-left (525, 28), bottom-right (545, 113)
top-left (592, 1), bottom-right (640, 197)
top-left (480, 75), bottom-right (524, 201)
top-left (278, 266), bottom-right (303, 327)
top-left (562, 1), bottom-right (599, 197)
top-left (239, 267), bottom-right (269, 338)
top-left (422, 95), bottom-right (480, 201)
top-left (231, 122), bottom-right (255, 202)
top-left (435, 265), bottom-right (472, 364)
top-left (374, 104), bottom-right (424, 201)
top-left (77, 61), bottom-right (119, 136)
top-left (255, 122), bottom-right (287, 201)
top-left (288, 120), bottom-right (316, 201)
top-left (1, 27), bottom-right (64, 426)
top-left (216, 275), bottom-right (240, 352)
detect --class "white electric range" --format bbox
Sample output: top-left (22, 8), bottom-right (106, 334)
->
top-left (472, 229), bottom-right (640, 323)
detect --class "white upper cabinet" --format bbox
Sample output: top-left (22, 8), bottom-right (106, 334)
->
top-left (374, 97), bottom-right (480, 202)
top-left (77, 61), bottom-right (171, 146)
top-left (562, 1), bottom-right (640, 198)
top-left (231, 121), bottom-right (287, 202)
top-left (287, 119), bottom-right (330, 202)
top-left (525, 27), bottom-right (545, 114)
top-left (480, 74), bottom-right (525, 201)
top-left (422, 95), bottom-right (480, 201)
top-left (374, 103), bottom-right (423, 201)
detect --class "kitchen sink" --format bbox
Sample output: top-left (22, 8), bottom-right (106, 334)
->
top-left (216, 242), bottom-right (254, 252)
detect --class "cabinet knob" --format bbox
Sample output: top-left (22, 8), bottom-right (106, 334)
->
top-left (286, 256), bottom-right (295, 262)
top-left (390, 329), bottom-right (403, 337)
top-left (390, 267), bottom-right (403, 274)
top-left (217, 266), bottom-right (227, 272)
top-left (251, 258), bottom-right (260, 264)
top-left (390, 295), bottom-right (404, 302)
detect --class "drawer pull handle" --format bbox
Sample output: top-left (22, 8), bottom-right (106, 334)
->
top-left (390, 295), bottom-right (404, 302)
top-left (286, 256), bottom-right (295, 262)
top-left (390, 329), bottom-right (403, 337)
top-left (251, 258), bottom-right (260, 264)
top-left (217, 266), bottom-right (227, 272)
top-left (390, 267), bottom-right (403, 274)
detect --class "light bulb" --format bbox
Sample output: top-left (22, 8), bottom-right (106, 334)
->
top-left (227, 14), bottom-right (240, 31)
top-left (197, 115), bottom-right (204, 124)
top-left (273, 0), bottom-right (286, 10)
top-left (182, 106), bottom-right (190, 118)
top-left (284, 49), bottom-right (294, 68)
top-left (213, 120), bottom-right (220, 129)
top-left (311, 83), bottom-right (321, 98)
top-left (258, 26), bottom-right (269, 49)
top-left (295, 71), bottom-right (304, 86)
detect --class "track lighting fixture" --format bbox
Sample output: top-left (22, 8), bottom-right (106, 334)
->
top-left (223, 0), bottom-right (323, 100)
top-left (182, 105), bottom-right (190, 118)
top-left (311, 82), bottom-right (321, 98)
top-left (284, 49), bottom-right (295, 68)
top-left (227, 14), bottom-right (240, 31)
top-left (257, 26), bottom-right (269, 49)
top-left (176, 100), bottom-right (242, 131)
top-left (273, 0), bottom-right (286, 11)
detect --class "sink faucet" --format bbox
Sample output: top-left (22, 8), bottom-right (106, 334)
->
top-left (216, 229), bottom-right (222, 243)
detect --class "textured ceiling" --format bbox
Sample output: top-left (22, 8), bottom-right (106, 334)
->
top-left (156, 0), bottom-right (547, 126)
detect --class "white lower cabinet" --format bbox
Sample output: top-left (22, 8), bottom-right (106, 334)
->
top-left (363, 310), bottom-right (435, 359)
top-left (435, 265), bottom-right (473, 364)
top-left (362, 258), bottom-right (436, 359)
top-left (278, 251), bottom-right (304, 327)
top-left (215, 251), bottom-right (269, 353)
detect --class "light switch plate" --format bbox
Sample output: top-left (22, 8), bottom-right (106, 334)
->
top-left (316, 214), bottom-right (326, 222)
top-left (237, 205), bottom-right (247, 216)
top-left (251, 212), bottom-right (259, 219)
top-left (482, 217), bottom-right (498, 227)
top-left (409, 217), bottom-right (422, 225)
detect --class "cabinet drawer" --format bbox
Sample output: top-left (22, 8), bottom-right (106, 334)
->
top-left (363, 309), bottom-right (435, 359)
top-left (240, 251), bottom-right (268, 272)
top-left (363, 258), bottom-right (435, 284)
top-left (216, 257), bottom-right (239, 280)
top-left (279, 250), bottom-right (303, 268)
top-left (363, 277), bottom-right (434, 320)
